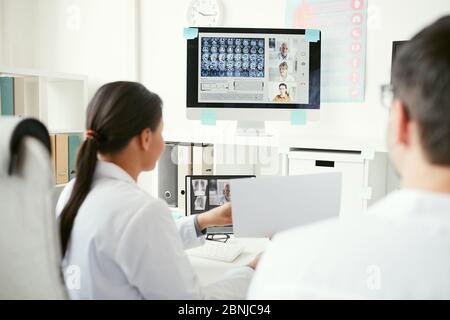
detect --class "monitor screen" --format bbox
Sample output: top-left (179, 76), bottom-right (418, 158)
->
top-left (185, 175), bottom-right (255, 234)
top-left (187, 27), bottom-right (321, 110)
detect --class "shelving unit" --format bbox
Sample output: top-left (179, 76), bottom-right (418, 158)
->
top-left (1, 66), bottom-right (88, 188)
top-left (0, 65), bottom-right (88, 132)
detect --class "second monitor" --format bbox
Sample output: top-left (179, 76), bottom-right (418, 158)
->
top-left (185, 175), bottom-right (255, 235)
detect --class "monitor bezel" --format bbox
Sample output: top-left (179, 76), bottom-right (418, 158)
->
top-left (187, 27), bottom-right (321, 110)
top-left (185, 174), bottom-right (255, 235)
top-left (391, 40), bottom-right (408, 84)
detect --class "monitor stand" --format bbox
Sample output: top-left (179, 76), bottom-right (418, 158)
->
top-left (235, 121), bottom-right (271, 137)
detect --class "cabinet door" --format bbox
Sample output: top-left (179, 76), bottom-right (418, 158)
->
top-left (288, 158), bottom-right (365, 217)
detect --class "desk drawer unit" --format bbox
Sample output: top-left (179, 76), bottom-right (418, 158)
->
top-left (288, 148), bottom-right (388, 218)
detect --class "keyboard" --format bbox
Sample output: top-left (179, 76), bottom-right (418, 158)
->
top-left (187, 240), bottom-right (244, 262)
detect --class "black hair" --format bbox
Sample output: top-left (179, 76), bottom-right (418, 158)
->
top-left (392, 16), bottom-right (450, 165)
top-left (59, 81), bottom-right (163, 256)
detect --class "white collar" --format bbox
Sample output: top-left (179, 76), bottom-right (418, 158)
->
top-left (94, 160), bottom-right (136, 185)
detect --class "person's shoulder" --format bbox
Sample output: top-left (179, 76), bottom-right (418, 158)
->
top-left (56, 178), bottom-right (77, 217)
top-left (98, 190), bottom-right (170, 237)
top-left (273, 218), bottom-right (341, 243)
top-left (135, 196), bottom-right (171, 222)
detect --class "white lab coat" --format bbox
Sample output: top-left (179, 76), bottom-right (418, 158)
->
top-left (248, 189), bottom-right (450, 299)
top-left (56, 161), bottom-right (253, 299)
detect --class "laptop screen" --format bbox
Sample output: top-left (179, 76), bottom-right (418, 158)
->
top-left (185, 175), bottom-right (255, 234)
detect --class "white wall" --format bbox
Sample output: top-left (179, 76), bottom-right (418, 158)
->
top-left (0, 0), bottom-right (3, 63)
top-left (0, 0), bottom-right (138, 98)
top-left (2, 0), bottom-right (448, 197)
top-left (140, 0), bottom-right (450, 145)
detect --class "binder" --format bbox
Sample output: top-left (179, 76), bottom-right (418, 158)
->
top-left (24, 77), bottom-right (39, 118)
top-left (0, 77), bottom-right (14, 115)
top-left (55, 135), bottom-right (69, 184)
top-left (177, 145), bottom-right (192, 209)
top-left (68, 134), bottom-right (82, 181)
top-left (202, 145), bottom-right (214, 175)
top-left (50, 135), bottom-right (56, 180)
top-left (192, 145), bottom-right (203, 175)
top-left (13, 78), bottom-right (25, 117)
top-left (193, 144), bottom-right (214, 175)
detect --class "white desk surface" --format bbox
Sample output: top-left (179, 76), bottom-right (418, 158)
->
top-left (187, 237), bottom-right (270, 286)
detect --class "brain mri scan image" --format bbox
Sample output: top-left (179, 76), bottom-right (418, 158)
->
top-left (201, 37), bottom-right (265, 78)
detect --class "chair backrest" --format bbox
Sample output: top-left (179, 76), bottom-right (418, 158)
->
top-left (0, 117), bottom-right (67, 299)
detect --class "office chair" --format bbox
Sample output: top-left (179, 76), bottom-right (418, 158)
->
top-left (0, 117), bottom-right (67, 299)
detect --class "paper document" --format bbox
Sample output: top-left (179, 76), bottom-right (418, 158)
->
top-left (230, 172), bottom-right (342, 237)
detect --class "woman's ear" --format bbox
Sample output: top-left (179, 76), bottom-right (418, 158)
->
top-left (139, 128), bottom-right (153, 151)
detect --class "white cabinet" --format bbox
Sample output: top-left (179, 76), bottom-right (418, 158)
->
top-left (288, 149), bottom-right (388, 217)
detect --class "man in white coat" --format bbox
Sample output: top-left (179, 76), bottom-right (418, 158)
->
top-left (248, 16), bottom-right (450, 299)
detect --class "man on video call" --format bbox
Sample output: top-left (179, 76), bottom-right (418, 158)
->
top-left (276, 42), bottom-right (290, 64)
top-left (218, 183), bottom-right (231, 205)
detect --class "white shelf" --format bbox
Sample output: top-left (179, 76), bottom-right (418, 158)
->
top-left (48, 129), bottom-right (84, 135)
top-left (0, 66), bottom-right (88, 134)
top-left (0, 65), bottom-right (87, 81)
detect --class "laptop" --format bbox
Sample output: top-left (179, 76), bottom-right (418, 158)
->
top-left (230, 172), bottom-right (342, 238)
top-left (185, 175), bottom-right (255, 234)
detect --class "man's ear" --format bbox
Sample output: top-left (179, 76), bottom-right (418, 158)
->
top-left (139, 128), bottom-right (152, 151)
top-left (392, 99), bottom-right (411, 146)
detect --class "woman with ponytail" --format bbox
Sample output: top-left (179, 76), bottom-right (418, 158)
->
top-left (56, 81), bottom-right (257, 299)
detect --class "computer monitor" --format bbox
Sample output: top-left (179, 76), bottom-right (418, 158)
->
top-left (391, 41), bottom-right (408, 83)
top-left (186, 27), bottom-right (321, 131)
top-left (185, 175), bottom-right (255, 235)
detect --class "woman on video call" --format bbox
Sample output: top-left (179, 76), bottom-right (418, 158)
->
top-left (56, 81), bottom-right (259, 299)
top-left (273, 83), bottom-right (292, 102)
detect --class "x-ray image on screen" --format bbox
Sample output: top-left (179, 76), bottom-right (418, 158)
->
top-left (192, 179), bottom-right (207, 196)
top-left (201, 37), bottom-right (265, 78)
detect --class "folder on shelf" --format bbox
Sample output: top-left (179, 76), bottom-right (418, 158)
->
top-left (68, 134), bottom-right (82, 181)
top-left (0, 77), bottom-right (14, 115)
top-left (177, 145), bottom-right (192, 210)
top-left (192, 145), bottom-right (203, 175)
top-left (24, 77), bottom-right (40, 118)
top-left (55, 135), bottom-right (69, 184)
top-left (50, 135), bottom-right (56, 180)
top-left (13, 78), bottom-right (25, 117)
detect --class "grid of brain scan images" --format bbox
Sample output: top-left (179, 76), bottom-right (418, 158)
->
top-left (200, 37), bottom-right (265, 78)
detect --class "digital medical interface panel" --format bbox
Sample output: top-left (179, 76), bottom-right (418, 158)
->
top-left (187, 28), bottom-right (321, 109)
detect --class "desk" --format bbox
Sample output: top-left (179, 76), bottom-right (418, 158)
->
top-left (187, 237), bottom-right (270, 286)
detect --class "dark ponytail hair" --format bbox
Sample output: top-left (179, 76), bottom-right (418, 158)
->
top-left (59, 81), bottom-right (162, 256)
